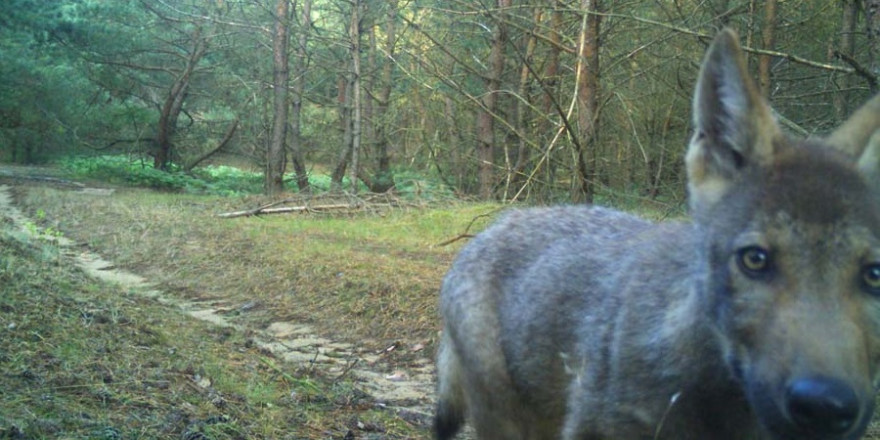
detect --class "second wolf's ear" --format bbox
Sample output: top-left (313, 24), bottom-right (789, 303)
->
top-left (827, 95), bottom-right (880, 162)
top-left (686, 29), bottom-right (781, 212)
top-left (855, 129), bottom-right (880, 185)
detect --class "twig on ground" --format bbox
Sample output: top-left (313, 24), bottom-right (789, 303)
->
top-left (435, 212), bottom-right (498, 247)
top-left (333, 357), bottom-right (360, 384)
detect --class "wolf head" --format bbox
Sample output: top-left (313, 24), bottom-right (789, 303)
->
top-left (688, 29), bottom-right (880, 440)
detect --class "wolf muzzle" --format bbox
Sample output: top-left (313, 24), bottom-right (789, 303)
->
top-left (785, 376), bottom-right (860, 435)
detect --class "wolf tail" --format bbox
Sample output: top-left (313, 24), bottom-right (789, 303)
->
top-left (435, 332), bottom-right (465, 440)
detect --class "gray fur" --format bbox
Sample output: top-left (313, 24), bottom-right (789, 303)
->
top-left (435, 29), bottom-right (880, 440)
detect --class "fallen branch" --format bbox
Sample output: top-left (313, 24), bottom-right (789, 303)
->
top-left (217, 202), bottom-right (362, 218)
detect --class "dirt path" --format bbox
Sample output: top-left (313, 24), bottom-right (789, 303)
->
top-left (0, 172), bottom-right (438, 430)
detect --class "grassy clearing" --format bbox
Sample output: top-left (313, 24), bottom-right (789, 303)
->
top-left (0, 213), bottom-right (424, 439)
top-left (13, 185), bottom-right (500, 352)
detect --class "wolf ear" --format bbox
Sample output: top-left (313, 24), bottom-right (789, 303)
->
top-left (855, 129), bottom-right (880, 185)
top-left (827, 95), bottom-right (880, 179)
top-left (686, 29), bottom-right (781, 212)
top-left (827, 95), bottom-right (880, 159)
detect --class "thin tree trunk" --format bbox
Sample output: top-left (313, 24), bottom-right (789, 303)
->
top-left (834, 0), bottom-right (858, 120)
top-left (348, 0), bottom-right (362, 194)
top-left (542, 2), bottom-right (562, 193)
top-left (266, 0), bottom-right (291, 195)
top-left (155, 26), bottom-right (208, 170)
top-left (745, 0), bottom-right (756, 57)
top-left (867, 0), bottom-right (880, 74)
top-left (184, 118), bottom-right (239, 171)
top-left (758, 0), bottom-right (777, 99)
top-left (369, 0), bottom-right (398, 193)
top-left (332, 71), bottom-right (353, 189)
top-left (477, 0), bottom-right (510, 200)
top-left (573, 0), bottom-right (600, 203)
top-left (364, 25), bottom-right (375, 167)
top-left (444, 95), bottom-right (463, 189)
top-left (507, 6), bottom-right (539, 198)
top-left (290, 0), bottom-right (311, 192)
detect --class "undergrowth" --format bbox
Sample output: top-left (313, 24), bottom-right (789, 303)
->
top-left (57, 155), bottom-right (455, 199)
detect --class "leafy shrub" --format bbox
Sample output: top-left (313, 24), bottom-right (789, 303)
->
top-left (59, 155), bottom-right (207, 192)
top-left (391, 168), bottom-right (455, 200)
top-left (190, 165), bottom-right (264, 195)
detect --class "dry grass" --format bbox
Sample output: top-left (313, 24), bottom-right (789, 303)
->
top-left (0, 212), bottom-right (425, 439)
top-left (13, 185), bottom-right (500, 356)
top-left (14, 179), bottom-right (880, 439)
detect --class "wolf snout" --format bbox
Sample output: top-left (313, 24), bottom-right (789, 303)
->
top-left (785, 376), bottom-right (860, 435)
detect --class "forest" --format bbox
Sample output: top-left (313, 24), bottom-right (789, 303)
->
top-left (8, 2), bottom-right (880, 438)
top-left (0, 0), bottom-right (876, 203)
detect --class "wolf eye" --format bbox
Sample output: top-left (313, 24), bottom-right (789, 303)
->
top-left (862, 264), bottom-right (880, 293)
top-left (737, 246), bottom-right (770, 276)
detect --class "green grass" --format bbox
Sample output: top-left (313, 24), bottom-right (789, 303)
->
top-left (56, 155), bottom-right (456, 199)
top-left (15, 184), bottom-right (503, 346)
top-left (0, 211), bottom-right (426, 439)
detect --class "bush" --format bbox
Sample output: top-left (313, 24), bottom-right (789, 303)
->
top-left (58, 155), bottom-right (239, 194)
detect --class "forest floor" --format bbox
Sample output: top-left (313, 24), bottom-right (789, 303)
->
top-left (0, 164), bottom-right (498, 439)
top-left (7, 164), bottom-right (880, 440)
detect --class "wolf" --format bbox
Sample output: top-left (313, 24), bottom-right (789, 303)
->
top-left (434, 29), bottom-right (880, 440)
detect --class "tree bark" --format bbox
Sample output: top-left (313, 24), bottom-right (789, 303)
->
top-left (541, 2), bottom-right (563, 191)
top-left (758, 0), bottom-right (777, 99)
top-left (863, 0), bottom-right (880, 93)
top-left (835, 0), bottom-right (858, 120)
top-left (155, 26), bottom-right (208, 170)
top-left (476, 0), bottom-right (510, 200)
top-left (507, 6), bottom-right (539, 198)
top-left (348, 0), bottom-right (362, 193)
top-left (368, 0), bottom-right (398, 193)
top-left (290, 0), bottom-right (312, 192)
top-left (866, 0), bottom-right (880, 84)
top-left (266, 0), bottom-right (291, 195)
top-left (573, 0), bottom-right (601, 203)
top-left (332, 70), bottom-right (354, 188)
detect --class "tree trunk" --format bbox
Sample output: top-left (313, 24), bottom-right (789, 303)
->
top-left (573, 0), bottom-right (601, 203)
top-left (184, 118), bottom-right (239, 171)
top-left (541, 2), bottom-right (563, 193)
top-left (507, 6), bottom-right (539, 199)
top-left (348, 0), bottom-right (362, 194)
top-left (290, 0), bottom-right (311, 192)
top-left (444, 95), bottom-right (463, 189)
top-left (155, 26), bottom-right (208, 170)
top-left (368, 0), bottom-right (398, 193)
top-left (758, 0), bottom-right (777, 99)
top-left (867, 0), bottom-right (880, 74)
top-left (834, 0), bottom-right (858, 120)
top-left (476, 0), bottom-right (510, 200)
top-left (332, 71), bottom-right (354, 189)
top-left (266, 0), bottom-right (291, 195)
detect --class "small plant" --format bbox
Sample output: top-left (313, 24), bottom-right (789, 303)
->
top-left (21, 219), bottom-right (63, 242)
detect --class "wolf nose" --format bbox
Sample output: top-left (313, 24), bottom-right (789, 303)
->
top-left (786, 377), bottom-right (860, 434)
